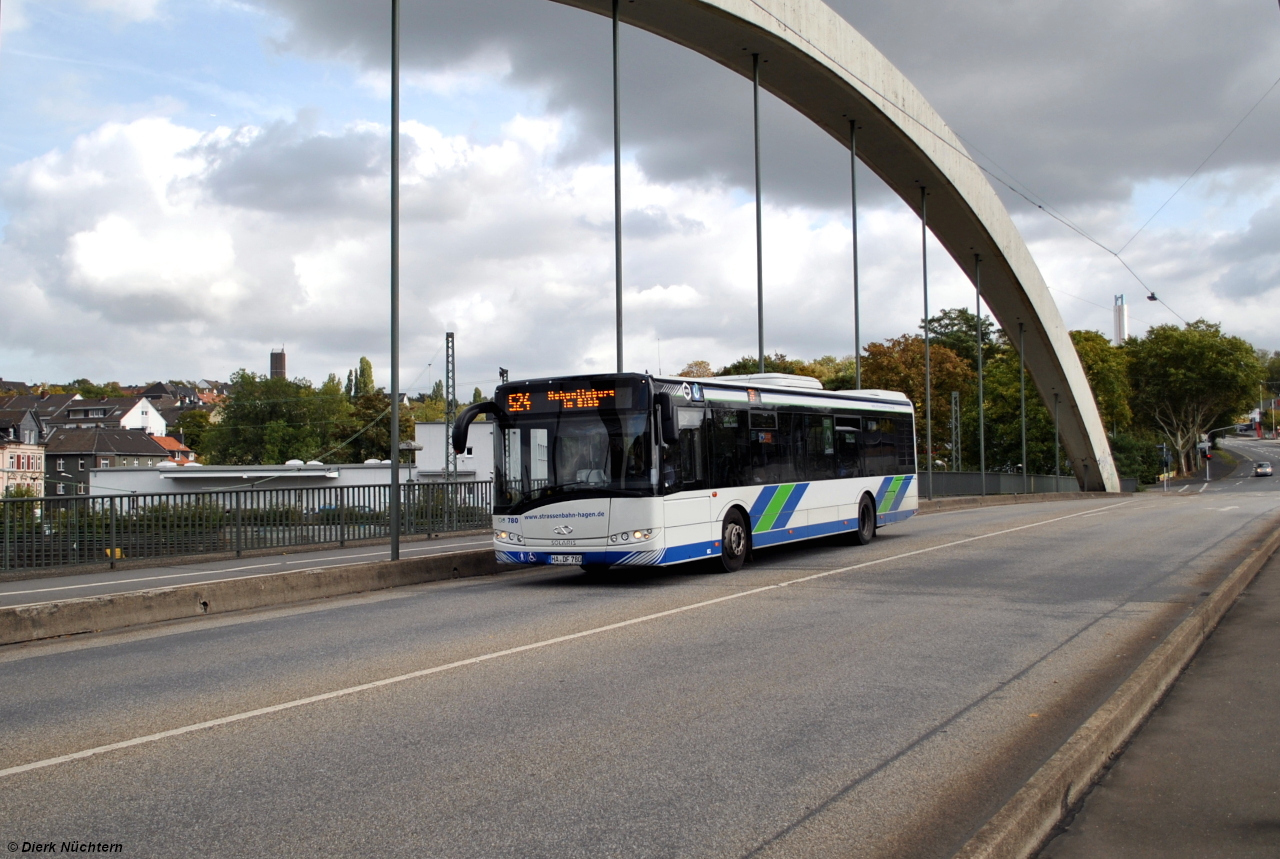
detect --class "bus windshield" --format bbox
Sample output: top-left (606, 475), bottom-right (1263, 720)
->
top-left (493, 394), bottom-right (654, 514)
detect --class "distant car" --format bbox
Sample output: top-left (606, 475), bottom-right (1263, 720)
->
top-left (1256, 462), bottom-right (1273, 477)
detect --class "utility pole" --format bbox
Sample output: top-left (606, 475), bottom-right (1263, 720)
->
top-left (612, 0), bottom-right (624, 373)
top-left (950, 391), bottom-right (960, 472)
top-left (753, 53), bottom-right (764, 374)
top-left (850, 119), bottom-right (861, 389)
top-left (1019, 322), bottom-right (1027, 495)
top-left (921, 186), bottom-right (932, 500)
top-left (389, 0), bottom-right (401, 561)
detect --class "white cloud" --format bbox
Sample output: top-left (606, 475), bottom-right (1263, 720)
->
top-left (81, 0), bottom-right (164, 23)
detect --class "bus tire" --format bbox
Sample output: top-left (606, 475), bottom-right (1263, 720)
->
top-left (719, 509), bottom-right (749, 572)
top-left (852, 494), bottom-right (876, 545)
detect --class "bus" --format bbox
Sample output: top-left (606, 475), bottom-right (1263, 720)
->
top-left (452, 372), bottom-right (918, 573)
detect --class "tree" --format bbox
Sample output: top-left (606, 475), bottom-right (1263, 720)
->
top-left (334, 390), bottom-right (417, 463)
top-left (717, 353), bottom-right (808, 376)
top-left (356, 357), bottom-right (376, 398)
top-left (1128, 321), bottom-right (1264, 474)
top-left (172, 409), bottom-right (212, 454)
top-left (923, 308), bottom-right (999, 371)
top-left (677, 360), bottom-right (715, 378)
top-left (200, 370), bottom-right (350, 465)
top-left (70, 379), bottom-right (124, 399)
top-left (471, 387), bottom-right (484, 404)
top-left (861, 335), bottom-right (975, 467)
top-left (1070, 330), bottom-right (1132, 431)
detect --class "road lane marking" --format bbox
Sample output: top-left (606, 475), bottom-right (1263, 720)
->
top-left (1198, 484), bottom-right (1208, 493)
top-left (1178, 486), bottom-right (1189, 493)
top-left (0, 500), bottom-right (1134, 780)
top-left (0, 541), bottom-right (492, 599)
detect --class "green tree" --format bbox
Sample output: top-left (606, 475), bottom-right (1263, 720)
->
top-left (1070, 330), bottom-right (1132, 431)
top-left (471, 387), bottom-right (484, 404)
top-left (924, 308), bottom-right (999, 371)
top-left (717, 353), bottom-right (809, 376)
top-left (201, 370), bottom-right (349, 465)
top-left (1128, 321), bottom-right (1264, 474)
top-left (171, 409), bottom-right (212, 453)
top-left (334, 390), bottom-right (417, 463)
top-left (70, 378), bottom-right (125, 398)
top-left (356, 357), bottom-right (376, 397)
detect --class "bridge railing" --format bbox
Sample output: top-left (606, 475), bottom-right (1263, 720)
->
top-left (0, 481), bottom-right (492, 573)
top-left (923, 472), bottom-right (1138, 495)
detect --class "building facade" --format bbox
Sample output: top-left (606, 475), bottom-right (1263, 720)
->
top-left (47, 397), bottom-right (167, 436)
top-left (43, 428), bottom-right (171, 496)
top-left (415, 421), bottom-right (494, 482)
top-left (0, 409), bottom-right (44, 496)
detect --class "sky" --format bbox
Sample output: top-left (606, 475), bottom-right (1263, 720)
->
top-left (1, 0), bottom-right (1279, 398)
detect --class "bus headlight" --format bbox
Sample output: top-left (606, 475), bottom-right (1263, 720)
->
top-left (610, 529), bottom-right (653, 543)
top-left (495, 530), bottom-right (524, 544)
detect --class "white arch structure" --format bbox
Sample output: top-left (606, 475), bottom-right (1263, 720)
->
top-left (551, 0), bottom-right (1119, 492)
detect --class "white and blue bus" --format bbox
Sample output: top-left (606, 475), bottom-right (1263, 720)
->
top-left (452, 372), bottom-right (917, 573)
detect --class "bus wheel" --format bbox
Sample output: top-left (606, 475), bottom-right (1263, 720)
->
top-left (720, 509), bottom-right (749, 572)
top-left (852, 494), bottom-right (876, 545)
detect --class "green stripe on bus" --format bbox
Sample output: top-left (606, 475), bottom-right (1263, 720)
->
top-left (878, 475), bottom-right (904, 514)
top-left (756, 484), bottom-right (794, 532)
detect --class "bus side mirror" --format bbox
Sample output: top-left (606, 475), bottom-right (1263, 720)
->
top-left (655, 392), bottom-right (679, 446)
top-left (452, 402), bottom-right (507, 454)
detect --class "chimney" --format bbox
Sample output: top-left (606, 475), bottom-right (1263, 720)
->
top-left (270, 348), bottom-right (287, 379)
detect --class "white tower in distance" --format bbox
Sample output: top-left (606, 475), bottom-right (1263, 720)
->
top-left (1113, 295), bottom-right (1129, 346)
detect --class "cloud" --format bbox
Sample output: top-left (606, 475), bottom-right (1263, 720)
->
top-left (81, 0), bottom-right (164, 23)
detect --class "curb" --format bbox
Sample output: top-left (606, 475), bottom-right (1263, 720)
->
top-left (0, 549), bottom-right (497, 646)
top-left (953, 513), bottom-right (1280, 859)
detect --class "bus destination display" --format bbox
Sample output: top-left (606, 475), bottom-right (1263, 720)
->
top-left (505, 386), bottom-right (635, 413)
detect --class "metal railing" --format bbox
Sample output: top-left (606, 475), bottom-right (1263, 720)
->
top-left (0, 481), bottom-right (492, 573)
top-left (923, 472), bottom-right (1138, 495)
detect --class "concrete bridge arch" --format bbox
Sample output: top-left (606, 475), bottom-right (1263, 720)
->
top-left (550, 0), bottom-right (1119, 492)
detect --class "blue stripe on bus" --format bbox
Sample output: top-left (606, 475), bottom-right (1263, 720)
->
top-left (658, 541), bottom-right (721, 564)
top-left (889, 475), bottom-right (913, 512)
top-left (771, 482), bottom-right (809, 529)
top-left (749, 485), bottom-right (779, 529)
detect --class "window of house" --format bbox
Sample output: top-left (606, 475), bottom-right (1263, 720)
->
top-left (147, 458), bottom-right (154, 467)
top-left (6, 454), bottom-right (12, 469)
top-left (56, 459), bottom-right (64, 471)
top-left (100, 458), bottom-right (110, 468)
top-left (56, 483), bottom-right (65, 495)
top-left (76, 484), bottom-right (86, 495)
top-left (133, 457), bottom-right (139, 467)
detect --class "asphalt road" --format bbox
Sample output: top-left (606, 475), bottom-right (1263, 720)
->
top-left (0, 532), bottom-right (492, 609)
top-left (2, 466), bottom-right (1279, 858)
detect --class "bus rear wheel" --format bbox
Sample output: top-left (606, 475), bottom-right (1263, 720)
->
top-left (852, 494), bottom-right (876, 545)
top-left (719, 509), bottom-right (748, 572)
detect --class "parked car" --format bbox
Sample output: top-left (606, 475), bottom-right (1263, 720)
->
top-left (1255, 462), bottom-right (1273, 477)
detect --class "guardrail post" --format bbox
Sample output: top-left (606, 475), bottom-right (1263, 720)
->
top-left (2, 500), bottom-right (8, 572)
top-left (339, 486), bottom-right (346, 548)
top-left (109, 497), bottom-right (117, 570)
top-left (235, 491), bottom-right (243, 558)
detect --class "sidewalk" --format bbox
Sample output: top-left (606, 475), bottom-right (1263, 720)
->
top-left (1038, 552), bottom-right (1280, 858)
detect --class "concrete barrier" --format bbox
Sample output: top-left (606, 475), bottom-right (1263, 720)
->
top-left (953, 513), bottom-right (1280, 859)
top-left (0, 549), bottom-right (498, 647)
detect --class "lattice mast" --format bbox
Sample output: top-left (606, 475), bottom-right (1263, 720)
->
top-left (444, 332), bottom-right (457, 481)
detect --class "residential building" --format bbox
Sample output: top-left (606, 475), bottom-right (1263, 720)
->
top-left (0, 393), bottom-right (82, 440)
top-left (47, 397), bottom-right (167, 436)
top-left (43, 428), bottom-right (170, 496)
top-left (152, 434), bottom-right (197, 464)
top-left (0, 379), bottom-right (32, 395)
top-left (415, 421), bottom-right (494, 482)
top-left (0, 409), bottom-right (44, 496)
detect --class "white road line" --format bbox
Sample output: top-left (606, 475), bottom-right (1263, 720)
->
top-left (0, 546), bottom-right (493, 611)
top-left (1198, 483), bottom-right (1209, 494)
top-left (0, 500), bottom-right (1133, 780)
top-left (1178, 486), bottom-right (1189, 493)
top-left (0, 541), bottom-right (492, 599)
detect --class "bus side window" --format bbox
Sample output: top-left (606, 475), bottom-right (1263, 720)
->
top-left (663, 407), bottom-right (707, 493)
top-left (751, 412), bottom-right (794, 485)
top-left (861, 415), bottom-right (898, 477)
top-left (710, 409), bottom-right (749, 488)
top-left (806, 414), bottom-right (835, 480)
top-left (898, 419), bottom-right (917, 474)
top-left (835, 415), bottom-right (861, 478)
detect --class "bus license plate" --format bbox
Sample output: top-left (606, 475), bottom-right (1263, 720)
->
top-left (549, 554), bottom-right (583, 565)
